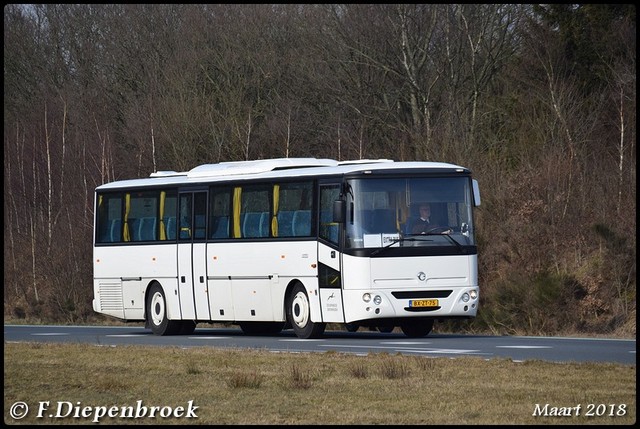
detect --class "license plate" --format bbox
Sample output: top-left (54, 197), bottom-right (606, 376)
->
top-left (409, 299), bottom-right (439, 308)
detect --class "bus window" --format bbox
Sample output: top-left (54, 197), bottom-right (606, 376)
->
top-left (128, 191), bottom-right (158, 242)
top-left (239, 184), bottom-right (270, 238)
top-left (274, 182), bottom-right (313, 238)
top-left (210, 187), bottom-right (232, 239)
top-left (96, 193), bottom-right (122, 243)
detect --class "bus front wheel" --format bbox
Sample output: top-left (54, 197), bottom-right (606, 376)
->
top-left (400, 319), bottom-right (434, 338)
top-left (146, 283), bottom-right (181, 336)
top-left (286, 283), bottom-right (326, 339)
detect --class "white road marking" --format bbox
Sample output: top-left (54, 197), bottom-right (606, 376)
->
top-left (279, 339), bottom-right (325, 342)
top-left (188, 336), bottom-right (225, 340)
top-left (106, 334), bottom-right (149, 337)
top-left (496, 345), bottom-right (552, 349)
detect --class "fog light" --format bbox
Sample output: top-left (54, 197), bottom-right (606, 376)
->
top-left (363, 293), bottom-right (371, 303)
top-left (373, 295), bottom-right (382, 305)
top-left (469, 290), bottom-right (478, 300)
top-left (461, 293), bottom-right (470, 303)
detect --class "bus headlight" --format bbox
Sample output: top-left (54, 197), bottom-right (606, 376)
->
top-left (461, 293), bottom-right (470, 302)
top-left (373, 295), bottom-right (382, 305)
top-left (469, 290), bottom-right (478, 300)
top-left (362, 293), bottom-right (371, 303)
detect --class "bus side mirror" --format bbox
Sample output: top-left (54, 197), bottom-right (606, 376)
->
top-left (333, 200), bottom-right (346, 223)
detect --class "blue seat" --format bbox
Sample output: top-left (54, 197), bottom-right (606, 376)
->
top-left (211, 216), bottom-right (229, 238)
top-left (320, 211), bottom-right (338, 243)
top-left (259, 212), bottom-right (270, 237)
top-left (138, 217), bottom-right (157, 241)
top-left (109, 219), bottom-right (122, 242)
top-left (292, 210), bottom-right (311, 237)
top-left (242, 212), bottom-right (263, 238)
top-left (164, 217), bottom-right (176, 240)
top-left (277, 210), bottom-right (295, 237)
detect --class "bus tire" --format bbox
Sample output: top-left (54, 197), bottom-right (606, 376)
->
top-left (400, 319), bottom-right (434, 338)
top-left (345, 323), bottom-right (359, 332)
top-left (286, 283), bottom-right (326, 339)
top-left (146, 283), bottom-right (181, 336)
top-left (377, 325), bottom-right (394, 333)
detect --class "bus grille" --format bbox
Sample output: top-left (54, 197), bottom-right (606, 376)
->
top-left (391, 290), bottom-right (452, 299)
top-left (98, 281), bottom-right (123, 311)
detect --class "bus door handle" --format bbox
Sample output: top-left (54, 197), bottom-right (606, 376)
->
top-left (199, 276), bottom-right (204, 283)
top-left (181, 276), bottom-right (186, 283)
top-left (331, 251), bottom-right (336, 258)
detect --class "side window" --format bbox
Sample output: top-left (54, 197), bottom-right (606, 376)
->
top-left (239, 185), bottom-right (270, 238)
top-left (161, 191), bottom-right (177, 241)
top-left (319, 185), bottom-right (340, 245)
top-left (96, 193), bottom-right (122, 243)
top-left (274, 182), bottom-right (313, 238)
top-left (127, 191), bottom-right (158, 242)
top-left (210, 187), bottom-right (232, 239)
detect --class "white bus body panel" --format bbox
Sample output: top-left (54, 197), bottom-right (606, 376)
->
top-left (93, 245), bottom-right (179, 321)
top-left (342, 253), bottom-right (478, 323)
top-left (207, 240), bottom-right (320, 322)
top-left (319, 289), bottom-right (345, 322)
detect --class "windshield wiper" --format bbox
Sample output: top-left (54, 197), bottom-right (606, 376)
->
top-left (370, 236), bottom-right (416, 256)
top-left (406, 230), bottom-right (466, 253)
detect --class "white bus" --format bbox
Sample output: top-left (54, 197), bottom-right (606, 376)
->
top-left (93, 158), bottom-right (481, 338)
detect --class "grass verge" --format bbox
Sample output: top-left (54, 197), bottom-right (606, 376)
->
top-left (5, 342), bottom-right (636, 424)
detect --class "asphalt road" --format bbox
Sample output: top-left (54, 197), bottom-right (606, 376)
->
top-left (4, 324), bottom-right (636, 365)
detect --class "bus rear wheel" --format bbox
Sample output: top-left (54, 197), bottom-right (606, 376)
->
top-left (286, 283), bottom-right (325, 339)
top-left (400, 319), bottom-right (434, 338)
top-left (146, 283), bottom-right (181, 335)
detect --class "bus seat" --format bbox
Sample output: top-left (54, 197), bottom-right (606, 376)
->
top-left (293, 210), bottom-right (311, 236)
top-left (138, 217), bottom-right (157, 241)
top-left (242, 212), bottom-right (263, 238)
top-left (277, 210), bottom-right (295, 237)
top-left (211, 216), bottom-right (229, 239)
top-left (165, 217), bottom-right (176, 240)
top-left (320, 210), bottom-right (338, 243)
top-left (259, 212), bottom-right (270, 237)
top-left (109, 219), bottom-right (122, 242)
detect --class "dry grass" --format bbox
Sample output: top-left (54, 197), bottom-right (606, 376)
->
top-left (4, 342), bottom-right (635, 425)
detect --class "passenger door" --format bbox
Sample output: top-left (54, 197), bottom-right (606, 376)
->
top-left (318, 183), bottom-right (345, 322)
top-left (177, 190), bottom-right (211, 321)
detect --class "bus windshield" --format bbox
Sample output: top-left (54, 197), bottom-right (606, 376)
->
top-left (344, 176), bottom-right (476, 249)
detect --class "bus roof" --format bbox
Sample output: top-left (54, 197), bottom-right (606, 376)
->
top-left (96, 158), bottom-right (470, 191)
